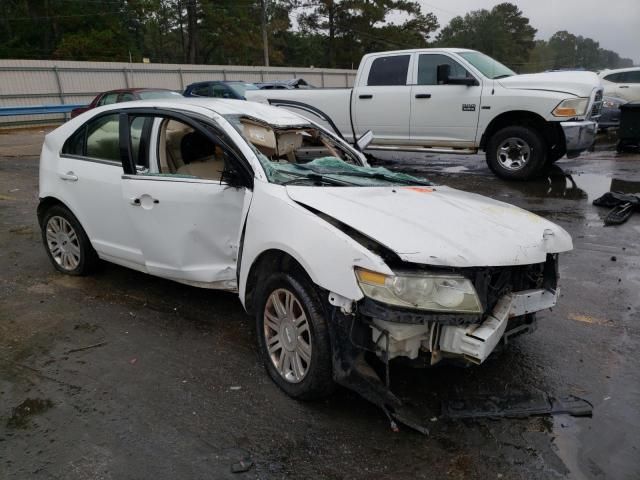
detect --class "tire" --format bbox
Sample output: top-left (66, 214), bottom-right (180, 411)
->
top-left (255, 271), bottom-right (334, 400)
top-left (486, 126), bottom-right (547, 180)
top-left (40, 204), bottom-right (99, 275)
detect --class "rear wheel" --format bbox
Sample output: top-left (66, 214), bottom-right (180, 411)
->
top-left (256, 272), bottom-right (334, 400)
top-left (40, 205), bottom-right (99, 275)
top-left (486, 126), bottom-right (547, 180)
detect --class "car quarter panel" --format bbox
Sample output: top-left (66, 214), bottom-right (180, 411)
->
top-left (238, 180), bottom-right (393, 309)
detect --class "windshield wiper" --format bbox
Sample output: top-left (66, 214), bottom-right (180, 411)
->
top-left (281, 172), bottom-right (352, 186)
top-left (322, 170), bottom-right (432, 186)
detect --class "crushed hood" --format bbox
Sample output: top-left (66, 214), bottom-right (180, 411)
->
top-left (498, 71), bottom-right (600, 97)
top-left (286, 185), bottom-right (572, 267)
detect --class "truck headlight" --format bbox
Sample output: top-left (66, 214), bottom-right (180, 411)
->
top-left (355, 267), bottom-right (482, 313)
top-left (552, 98), bottom-right (589, 117)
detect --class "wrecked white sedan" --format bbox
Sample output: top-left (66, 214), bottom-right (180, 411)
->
top-left (38, 98), bottom-right (572, 425)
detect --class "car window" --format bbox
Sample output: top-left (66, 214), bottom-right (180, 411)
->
top-left (119, 92), bottom-right (136, 102)
top-left (156, 118), bottom-right (231, 181)
top-left (98, 93), bottom-right (119, 106)
top-left (212, 84), bottom-right (232, 98)
top-left (137, 90), bottom-right (183, 100)
top-left (625, 71), bottom-right (640, 83)
top-left (85, 114), bottom-right (121, 162)
top-left (417, 54), bottom-right (470, 85)
top-left (130, 116), bottom-right (152, 168)
top-left (604, 72), bottom-right (626, 83)
top-left (191, 84), bottom-right (211, 96)
top-left (367, 55), bottom-right (410, 86)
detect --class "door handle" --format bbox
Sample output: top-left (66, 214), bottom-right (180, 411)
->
top-left (130, 196), bottom-right (160, 206)
top-left (359, 94), bottom-right (373, 99)
top-left (59, 171), bottom-right (78, 182)
top-left (415, 93), bottom-right (432, 99)
top-left (619, 85), bottom-right (629, 88)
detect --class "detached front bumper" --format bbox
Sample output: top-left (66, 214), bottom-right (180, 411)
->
top-left (562, 120), bottom-right (597, 157)
top-left (438, 288), bottom-right (558, 364)
top-left (367, 288), bottom-right (558, 365)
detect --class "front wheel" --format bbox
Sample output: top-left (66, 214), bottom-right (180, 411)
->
top-left (255, 272), bottom-right (334, 400)
top-left (486, 126), bottom-right (547, 180)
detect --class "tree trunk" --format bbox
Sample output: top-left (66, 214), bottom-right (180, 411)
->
top-left (186, 0), bottom-right (198, 64)
top-left (260, 0), bottom-right (269, 66)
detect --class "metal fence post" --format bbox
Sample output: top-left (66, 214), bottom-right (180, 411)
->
top-left (321, 71), bottom-right (325, 87)
top-left (344, 72), bottom-right (349, 87)
top-left (123, 68), bottom-right (130, 88)
top-left (52, 66), bottom-right (67, 120)
top-left (178, 69), bottom-right (185, 90)
top-left (260, 70), bottom-right (265, 82)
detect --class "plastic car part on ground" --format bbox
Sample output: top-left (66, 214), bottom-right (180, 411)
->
top-left (261, 156), bottom-right (432, 186)
top-left (593, 191), bottom-right (640, 225)
top-left (442, 392), bottom-right (593, 419)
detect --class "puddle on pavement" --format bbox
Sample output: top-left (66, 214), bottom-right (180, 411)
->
top-left (510, 169), bottom-right (640, 202)
top-left (5, 398), bottom-right (53, 429)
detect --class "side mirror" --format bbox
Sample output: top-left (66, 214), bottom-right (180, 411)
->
top-left (447, 76), bottom-right (479, 87)
top-left (355, 130), bottom-right (374, 152)
top-left (437, 64), bottom-right (451, 84)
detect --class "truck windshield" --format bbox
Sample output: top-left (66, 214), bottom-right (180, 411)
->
top-left (225, 115), bottom-right (431, 187)
top-left (458, 52), bottom-right (515, 79)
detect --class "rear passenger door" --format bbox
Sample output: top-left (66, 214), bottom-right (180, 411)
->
top-left (57, 112), bottom-right (146, 266)
top-left (352, 54), bottom-right (412, 143)
top-left (119, 110), bottom-right (253, 288)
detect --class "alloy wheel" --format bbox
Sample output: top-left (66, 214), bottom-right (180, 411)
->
top-left (263, 288), bottom-right (312, 383)
top-left (497, 137), bottom-right (532, 171)
top-left (46, 216), bottom-right (81, 271)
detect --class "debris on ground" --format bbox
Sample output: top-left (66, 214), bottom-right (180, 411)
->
top-left (231, 459), bottom-right (253, 473)
top-left (442, 392), bottom-right (593, 420)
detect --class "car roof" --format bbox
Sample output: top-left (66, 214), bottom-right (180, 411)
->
top-left (599, 67), bottom-right (640, 76)
top-left (47, 98), bottom-right (311, 147)
top-left (101, 88), bottom-right (175, 94)
top-left (362, 47), bottom-right (475, 58)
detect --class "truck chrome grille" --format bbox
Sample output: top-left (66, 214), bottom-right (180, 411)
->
top-left (590, 89), bottom-right (603, 119)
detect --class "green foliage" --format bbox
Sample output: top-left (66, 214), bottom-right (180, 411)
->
top-left (0, 0), bottom-right (634, 72)
top-left (435, 2), bottom-right (536, 71)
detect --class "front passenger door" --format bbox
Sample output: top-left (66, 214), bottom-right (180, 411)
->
top-left (410, 53), bottom-right (482, 146)
top-left (119, 111), bottom-right (253, 288)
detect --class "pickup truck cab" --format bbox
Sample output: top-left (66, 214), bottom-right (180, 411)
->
top-left (247, 48), bottom-right (603, 180)
top-left (38, 98), bottom-right (572, 428)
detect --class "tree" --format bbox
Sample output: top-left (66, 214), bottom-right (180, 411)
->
top-left (298, 0), bottom-right (439, 68)
top-left (436, 2), bottom-right (536, 72)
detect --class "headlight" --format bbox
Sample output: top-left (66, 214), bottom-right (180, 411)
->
top-left (552, 98), bottom-right (589, 117)
top-left (602, 98), bottom-right (622, 109)
top-left (355, 267), bottom-right (482, 313)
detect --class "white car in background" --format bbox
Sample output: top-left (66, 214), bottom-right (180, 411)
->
top-left (37, 98), bottom-right (572, 426)
top-left (600, 67), bottom-right (640, 102)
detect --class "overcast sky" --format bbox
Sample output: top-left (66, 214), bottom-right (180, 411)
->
top-left (417, 0), bottom-right (640, 64)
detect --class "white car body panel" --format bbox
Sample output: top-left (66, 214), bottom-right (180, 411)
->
top-left (121, 175), bottom-right (250, 287)
top-left (285, 185), bottom-right (572, 267)
top-left (238, 180), bottom-right (393, 306)
top-left (599, 67), bottom-right (640, 102)
top-left (497, 71), bottom-right (601, 97)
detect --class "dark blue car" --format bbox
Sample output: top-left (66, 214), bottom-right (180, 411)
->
top-left (183, 81), bottom-right (259, 100)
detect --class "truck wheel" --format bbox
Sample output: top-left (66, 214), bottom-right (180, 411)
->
top-left (256, 272), bottom-right (334, 400)
top-left (40, 204), bottom-right (99, 275)
top-left (486, 126), bottom-right (547, 180)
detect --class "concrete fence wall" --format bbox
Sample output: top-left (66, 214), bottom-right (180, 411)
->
top-left (0, 59), bottom-right (357, 125)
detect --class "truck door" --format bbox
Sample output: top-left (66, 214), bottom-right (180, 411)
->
top-left (410, 53), bottom-right (482, 147)
top-left (352, 54), bottom-right (412, 144)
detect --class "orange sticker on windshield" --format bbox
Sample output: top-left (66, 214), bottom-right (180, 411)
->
top-left (403, 187), bottom-right (434, 193)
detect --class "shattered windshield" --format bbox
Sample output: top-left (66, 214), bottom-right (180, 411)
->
top-left (225, 115), bottom-right (431, 187)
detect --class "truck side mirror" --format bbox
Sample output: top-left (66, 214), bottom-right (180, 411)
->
top-left (356, 130), bottom-right (374, 152)
top-left (437, 64), bottom-right (451, 84)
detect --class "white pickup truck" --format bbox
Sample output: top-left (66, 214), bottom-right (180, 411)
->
top-left (247, 48), bottom-right (603, 180)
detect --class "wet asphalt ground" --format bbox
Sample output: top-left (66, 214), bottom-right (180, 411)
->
top-left (0, 127), bottom-right (639, 479)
